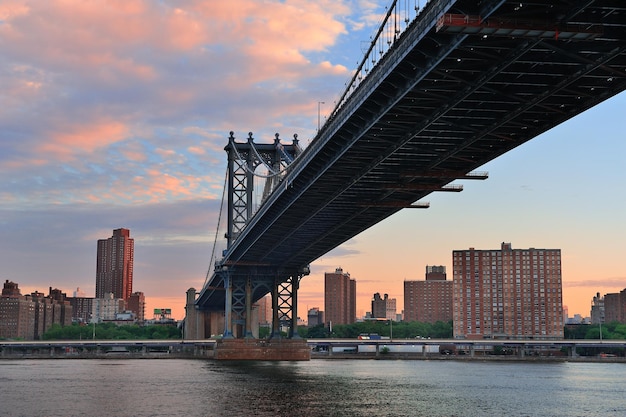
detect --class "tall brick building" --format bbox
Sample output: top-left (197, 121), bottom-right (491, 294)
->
top-left (0, 280), bottom-right (72, 340)
top-left (324, 268), bottom-right (356, 326)
top-left (96, 228), bottom-right (134, 301)
top-left (404, 266), bottom-right (453, 323)
top-left (453, 242), bottom-right (563, 340)
top-left (602, 288), bottom-right (626, 323)
top-left (127, 291), bottom-right (146, 322)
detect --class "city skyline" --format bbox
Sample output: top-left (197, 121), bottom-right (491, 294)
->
top-left (1, 1), bottom-right (625, 321)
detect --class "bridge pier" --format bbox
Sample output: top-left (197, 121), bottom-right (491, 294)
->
top-left (223, 273), bottom-right (234, 339)
top-left (270, 279), bottom-right (281, 339)
top-left (244, 277), bottom-right (253, 338)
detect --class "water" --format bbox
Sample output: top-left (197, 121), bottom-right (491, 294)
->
top-left (0, 359), bottom-right (624, 417)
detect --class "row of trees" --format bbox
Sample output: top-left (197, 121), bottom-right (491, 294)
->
top-left (37, 321), bottom-right (626, 341)
top-left (41, 322), bottom-right (182, 340)
top-left (564, 322), bottom-right (626, 340)
top-left (298, 320), bottom-right (453, 339)
top-left (299, 321), bottom-right (626, 340)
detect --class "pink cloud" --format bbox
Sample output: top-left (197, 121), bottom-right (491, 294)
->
top-left (40, 121), bottom-right (128, 161)
top-left (0, 1), bottom-right (30, 21)
top-left (119, 142), bottom-right (149, 163)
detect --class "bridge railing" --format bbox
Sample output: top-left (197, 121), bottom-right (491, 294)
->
top-left (280, 0), bottom-right (452, 186)
top-left (234, 1), bottom-right (454, 252)
top-left (332, 0), bottom-right (431, 118)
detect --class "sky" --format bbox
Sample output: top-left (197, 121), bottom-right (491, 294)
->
top-left (1, 0), bottom-right (625, 322)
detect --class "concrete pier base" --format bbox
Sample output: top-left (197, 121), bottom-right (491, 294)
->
top-left (214, 338), bottom-right (310, 361)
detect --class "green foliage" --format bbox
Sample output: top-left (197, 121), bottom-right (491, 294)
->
top-left (41, 323), bottom-right (182, 340)
top-left (564, 324), bottom-right (589, 339)
top-left (297, 320), bottom-right (453, 339)
top-left (259, 326), bottom-right (271, 338)
top-left (579, 322), bottom-right (626, 340)
top-left (305, 324), bottom-right (330, 338)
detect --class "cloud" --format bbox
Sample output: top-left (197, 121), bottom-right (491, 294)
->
top-left (0, 0), bottom-right (361, 212)
top-left (1, 0), bottom-right (440, 319)
top-left (564, 277), bottom-right (626, 289)
top-left (42, 121), bottom-right (129, 161)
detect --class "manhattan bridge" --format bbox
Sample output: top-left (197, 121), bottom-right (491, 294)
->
top-left (183, 0), bottom-right (626, 351)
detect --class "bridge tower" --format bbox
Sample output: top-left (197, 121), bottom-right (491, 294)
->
top-left (218, 131), bottom-right (307, 339)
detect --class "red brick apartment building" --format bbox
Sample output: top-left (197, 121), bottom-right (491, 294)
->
top-left (324, 268), bottom-right (356, 326)
top-left (453, 243), bottom-right (563, 340)
top-left (404, 266), bottom-right (453, 323)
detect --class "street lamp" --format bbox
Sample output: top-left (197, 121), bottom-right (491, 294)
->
top-left (317, 101), bottom-right (325, 131)
top-left (90, 314), bottom-right (96, 340)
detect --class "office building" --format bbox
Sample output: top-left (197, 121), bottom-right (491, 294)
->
top-left (96, 228), bottom-right (134, 301)
top-left (324, 267), bottom-right (356, 326)
top-left (453, 242), bottom-right (563, 340)
top-left (404, 265), bottom-right (453, 323)
top-left (371, 293), bottom-right (396, 320)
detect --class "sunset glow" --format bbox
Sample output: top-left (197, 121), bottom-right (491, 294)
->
top-left (1, 0), bottom-right (625, 322)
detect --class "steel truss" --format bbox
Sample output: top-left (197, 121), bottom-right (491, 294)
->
top-left (221, 132), bottom-right (307, 339)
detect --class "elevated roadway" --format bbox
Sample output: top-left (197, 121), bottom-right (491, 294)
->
top-left (197, 1), bottom-right (626, 314)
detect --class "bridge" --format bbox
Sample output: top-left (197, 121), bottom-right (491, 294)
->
top-left (186, 0), bottom-right (626, 344)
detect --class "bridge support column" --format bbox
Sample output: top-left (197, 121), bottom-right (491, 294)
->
top-left (223, 273), bottom-right (234, 339)
top-left (568, 346), bottom-right (576, 358)
top-left (270, 279), bottom-right (281, 339)
top-left (244, 277), bottom-right (253, 338)
top-left (290, 274), bottom-right (300, 339)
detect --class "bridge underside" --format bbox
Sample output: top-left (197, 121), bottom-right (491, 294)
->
top-left (197, 1), bottom-right (626, 317)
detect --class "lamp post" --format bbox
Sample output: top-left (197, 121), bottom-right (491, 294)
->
top-left (90, 314), bottom-right (96, 340)
top-left (317, 101), bottom-right (325, 131)
top-left (389, 318), bottom-right (393, 342)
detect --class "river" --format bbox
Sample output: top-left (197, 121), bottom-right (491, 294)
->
top-left (0, 359), bottom-right (623, 416)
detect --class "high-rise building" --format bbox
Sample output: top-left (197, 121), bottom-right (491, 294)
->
top-left (371, 293), bottom-right (396, 320)
top-left (96, 228), bottom-right (134, 301)
top-left (404, 265), bottom-right (453, 323)
top-left (324, 268), bottom-right (356, 326)
top-left (453, 242), bottom-right (563, 340)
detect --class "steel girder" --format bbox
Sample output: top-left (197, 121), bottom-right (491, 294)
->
top-left (198, 0), bottom-right (626, 311)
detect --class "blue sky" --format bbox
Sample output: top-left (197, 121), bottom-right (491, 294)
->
top-left (1, 0), bottom-right (624, 319)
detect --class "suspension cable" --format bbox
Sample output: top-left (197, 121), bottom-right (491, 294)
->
top-left (204, 166), bottom-right (228, 287)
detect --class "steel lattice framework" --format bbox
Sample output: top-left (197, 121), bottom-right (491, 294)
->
top-left (197, 0), bottom-right (626, 338)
